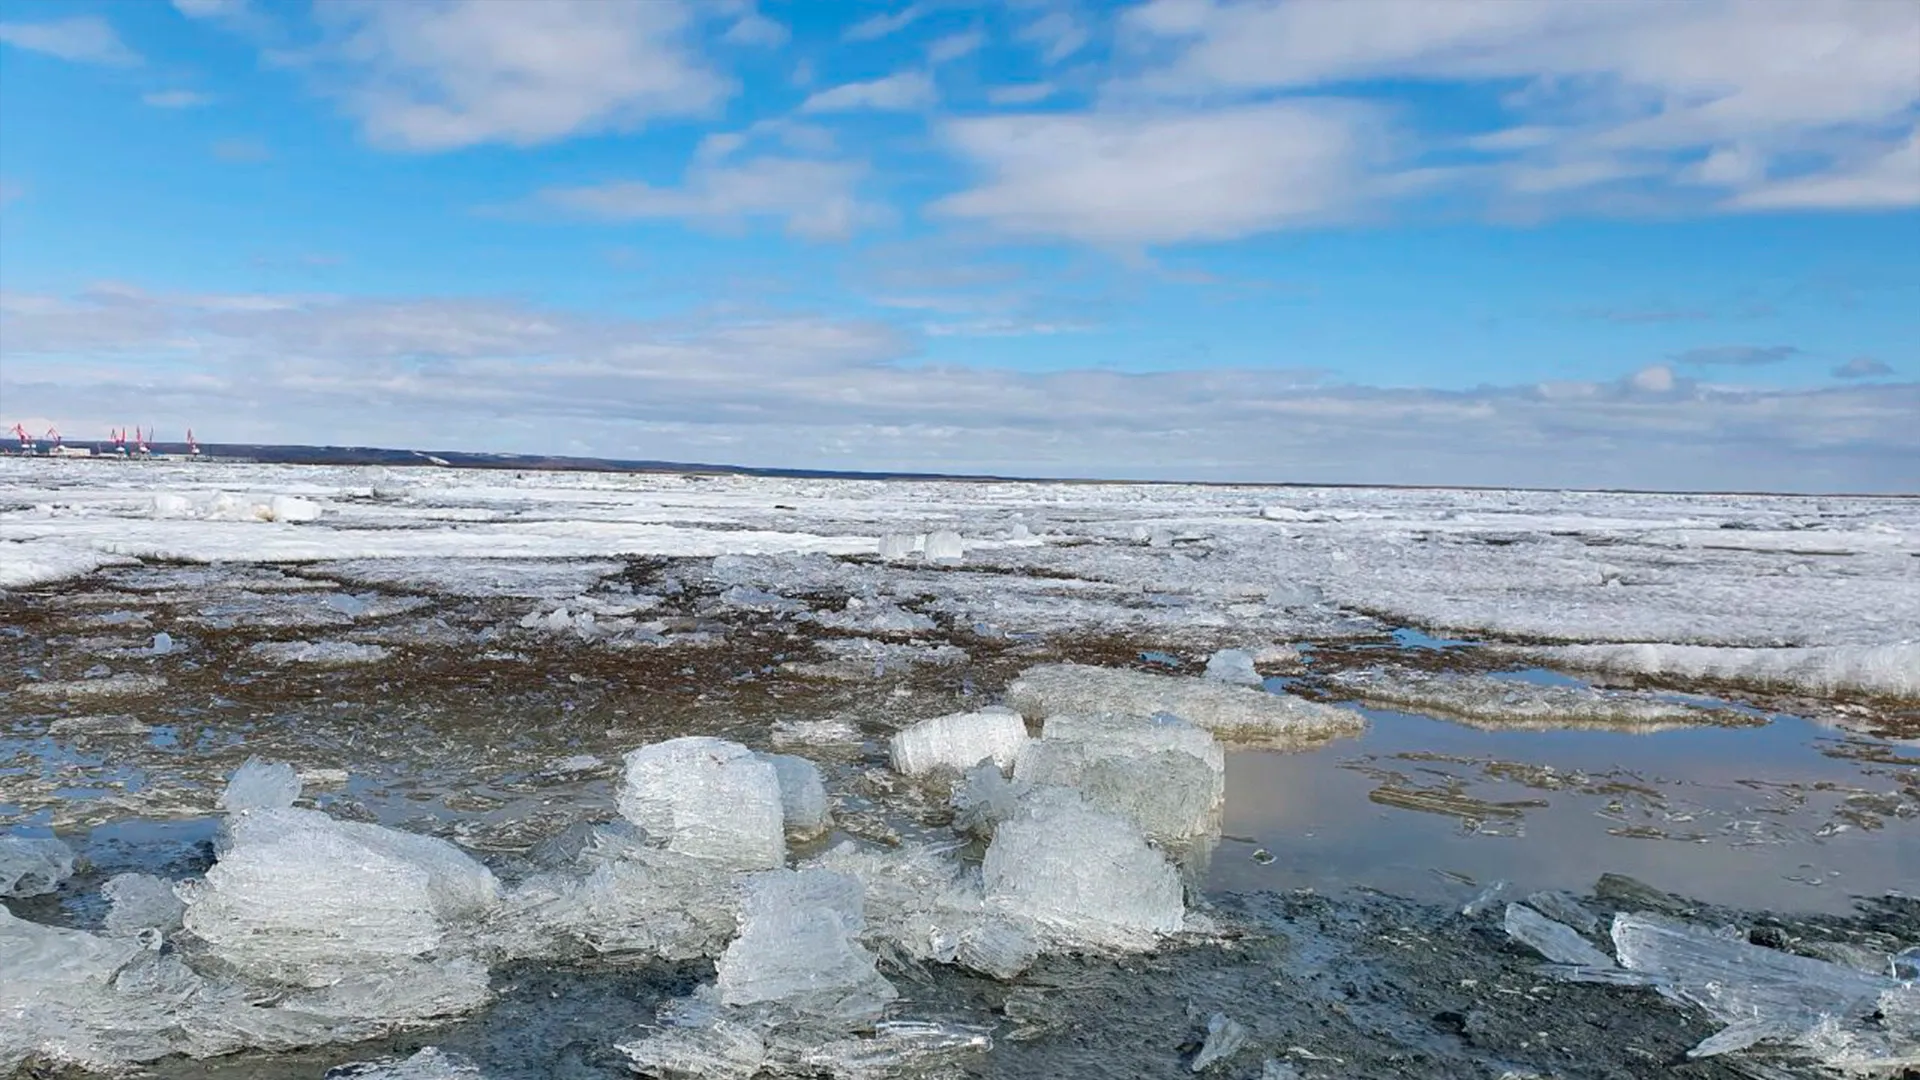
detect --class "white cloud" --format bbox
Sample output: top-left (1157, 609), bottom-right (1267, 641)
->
top-left (301, 0), bottom-right (730, 151)
top-left (722, 12), bottom-right (788, 48)
top-left (801, 70), bottom-right (937, 113)
top-left (0, 16), bottom-right (140, 66)
top-left (1018, 10), bottom-right (1088, 64)
top-left (935, 103), bottom-right (1378, 245)
top-left (844, 5), bottom-right (924, 43)
top-left (1117, 0), bottom-right (1920, 213)
top-left (1833, 357), bottom-right (1894, 380)
top-left (539, 157), bottom-right (888, 240)
top-left (8, 285), bottom-right (1911, 490)
top-left (986, 82), bottom-right (1057, 106)
top-left (928, 30), bottom-right (985, 65)
top-left (143, 90), bottom-right (215, 109)
top-left (1629, 365), bottom-right (1676, 393)
top-left (1729, 129), bottom-right (1920, 211)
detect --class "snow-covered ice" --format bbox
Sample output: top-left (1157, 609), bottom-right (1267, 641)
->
top-left (1007, 663), bottom-right (1366, 745)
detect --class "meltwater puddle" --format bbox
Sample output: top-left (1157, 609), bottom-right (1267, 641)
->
top-left (1211, 697), bottom-right (1920, 912)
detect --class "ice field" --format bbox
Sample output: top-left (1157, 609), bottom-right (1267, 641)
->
top-left (2, 458), bottom-right (1916, 1078)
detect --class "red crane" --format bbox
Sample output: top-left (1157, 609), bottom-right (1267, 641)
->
top-left (186, 428), bottom-right (201, 456)
top-left (44, 426), bottom-right (61, 448)
top-left (11, 423), bottom-right (34, 452)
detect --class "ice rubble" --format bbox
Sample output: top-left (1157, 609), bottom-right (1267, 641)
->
top-left (1503, 902), bottom-right (1920, 1072)
top-left (326, 1047), bottom-right (486, 1079)
top-left (17, 672), bottom-right (166, 700)
top-left (250, 639), bottom-right (393, 665)
top-left (1006, 663), bottom-right (1365, 745)
top-left (618, 737), bottom-right (787, 869)
top-left (1, 835), bottom-right (74, 897)
top-left (1324, 666), bottom-right (1750, 730)
top-left (1527, 642), bottom-right (1920, 699)
top-left (888, 707), bottom-right (1030, 775)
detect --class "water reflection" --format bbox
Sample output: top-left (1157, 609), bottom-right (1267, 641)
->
top-left (1210, 705), bottom-right (1920, 913)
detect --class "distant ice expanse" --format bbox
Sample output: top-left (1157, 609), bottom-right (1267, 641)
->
top-left (2, 458), bottom-right (1915, 696)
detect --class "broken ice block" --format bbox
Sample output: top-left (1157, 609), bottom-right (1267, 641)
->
top-left (924, 529), bottom-right (965, 563)
top-left (184, 805), bottom-right (500, 986)
top-left (757, 752), bottom-right (831, 839)
top-left (0, 835), bottom-right (74, 898)
top-left (1013, 742), bottom-right (1220, 843)
top-left (268, 495), bottom-right (322, 523)
top-left (619, 737), bottom-right (786, 870)
top-left (1523, 889), bottom-right (1599, 934)
top-left (1612, 912), bottom-right (1904, 1061)
top-left (103, 873), bottom-right (185, 938)
top-left (219, 757), bottom-right (302, 812)
top-left (981, 791), bottom-right (1184, 951)
top-left (1203, 649), bottom-right (1262, 687)
top-left (877, 533), bottom-right (918, 561)
top-left (1191, 1011), bottom-right (1248, 1071)
top-left (715, 868), bottom-right (897, 1023)
top-left (1503, 903), bottom-right (1613, 968)
top-left (889, 707), bottom-right (1029, 776)
top-left (1006, 664), bottom-right (1364, 745)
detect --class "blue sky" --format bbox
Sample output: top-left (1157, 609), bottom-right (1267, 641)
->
top-left (1, 0), bottom-right (1916, 490)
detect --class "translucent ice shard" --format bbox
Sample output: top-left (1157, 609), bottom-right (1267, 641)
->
top-left (218, 757), bottom-right (302, 812)
top-left (714, 868), bottom-right (897, 1024)
top-left (1503, 903), bottom-right (1613, 969)
top-left (618, 737), bottom-right (786, 870)
top-left (888, 707), bottom-right (1029, 776)
top-left (1324, 666), bottom-right (1747, 731)
top-left (1006, 663), bottom-right (1364, 746)
top-left (1611, 912), bottom-right (1907, 1063)
top-left (924, 529), bottom-right (965, 563)
top-left (981, 790), bottom-right (1184, 952)
top-left (1203, 648), bottom-right (1262, 687)
top-left (757, 752), bottom-right (831, 839)
top-left (1191, 1011), bottom-right (1248, 1072)
top-left (0, 835), bottom-right (74, 898)
top-left (102, 873), bottom-right (185, 939)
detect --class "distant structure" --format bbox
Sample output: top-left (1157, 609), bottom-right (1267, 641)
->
top-left (45, 425), bottom-right (92, 457)
top-left (11, 423), bottom-right (34, 454)
top-left (186, 428), bottom-right (202, 458)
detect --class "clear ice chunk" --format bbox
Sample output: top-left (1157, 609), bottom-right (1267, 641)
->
top-left (714, 868), bottom-right (898, 1024)
top-left (103, 873), bottom-right (185, 938)
top-left (1013, 743), bottom-right (1220, 843)
top-left (1006, 663), bottom-right (1365, 746)
top-left (0, 835), bottom-right (74, 897)
top-left (1503, 903), bottom-right (1614, 969)
top-left (618, 737), bottom-right (787, 870)
top-left (1611, 912), bottom-right (1906, 1062)
top-left (1191, 1011), bottom-right (1248, 1072)
top-left (184, 805), bottom-right (500, 986)
top-left (1202, 648), bottom-right (1263, 687)
top-left (888, 707), bottom-right (1029, 776)
top-left (981, 790), bottom-right (1185, 952)
top-left (218, 757), bottom-right (302, 812)
top-left (924, 529), bottom-right (965, 562)
top-left (1524, 889), bottom-right (1600, 934)
top-left (757, 752), bottom-right (831, 839)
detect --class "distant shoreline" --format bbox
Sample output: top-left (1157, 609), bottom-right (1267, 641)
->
top-left (3, 442), bottom-right (1911, 499)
